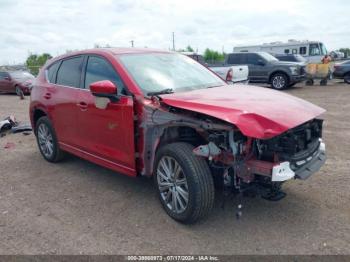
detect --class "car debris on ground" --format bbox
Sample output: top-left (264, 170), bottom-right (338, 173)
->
top-left (0, 115), bottom-right (32, 137)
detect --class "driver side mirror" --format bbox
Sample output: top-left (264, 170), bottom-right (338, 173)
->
top-left (90, 80), bottom-right (119, 102)
top-left (90, 80), bottom-right (120, 109)
top-left (257, 59), bottom-right (265, 66)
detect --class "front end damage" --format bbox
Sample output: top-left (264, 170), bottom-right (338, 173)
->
top-left (193, 118), bottom-right (326, 200)
top-left (137, 97), bottom-right (326, 203)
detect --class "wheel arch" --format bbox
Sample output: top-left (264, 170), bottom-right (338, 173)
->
top-left (33, 108), bottom-right (48, 133)
top-left (143, 125), bottom-right (207, 177)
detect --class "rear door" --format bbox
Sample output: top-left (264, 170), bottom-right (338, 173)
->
top-left (49, 56), bottom-right (83, 147)
top-left (76, 55), bottom-right (136, 175)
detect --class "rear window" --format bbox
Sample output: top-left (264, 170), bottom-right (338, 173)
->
top-left (227, 54), bottom-right (245, 64)
top-left (47, 62), bottom-right (60, 83)
top-left (56, 56), bottom-right (83, 88)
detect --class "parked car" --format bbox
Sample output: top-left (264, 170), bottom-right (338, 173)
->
top-left (30, 48), bottom-right (326, 223)
top-left (333, 60), bottom-right (350, 84)
top-left (274, 54), bottom-right (307, 65)
top-left (329, 51), bottom-right (345, 61)
top-left (223, 52), bottom-right (306, 89)
top-left (0, 71), bottom-right (35, 95)
top-left (183, 52), bottom-right (249, 83)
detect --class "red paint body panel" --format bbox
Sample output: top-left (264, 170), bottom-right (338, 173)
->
top-left (160, 85), bottom-right (325, 139)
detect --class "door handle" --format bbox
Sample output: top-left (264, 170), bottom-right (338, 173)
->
top-left (44, 93), bottom-right (51, 99)
top-left (77, 101), bottom-right (88, 110)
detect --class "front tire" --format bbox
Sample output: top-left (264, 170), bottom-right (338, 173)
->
top-left (35, 116), bottom-right (65, 162)
top-left (344, 73), bottom-right (350, 84)
top-left (271, 73), bottom-right (289, 90)
top-left (15, 85), bottom-right (22, 96)
top-left (154, 142), bottom-right (215, 223)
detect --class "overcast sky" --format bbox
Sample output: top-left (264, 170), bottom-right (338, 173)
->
top-left (0, 0), bottom-right (349, 64)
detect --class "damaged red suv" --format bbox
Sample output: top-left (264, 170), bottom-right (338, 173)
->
top-left (30, 48), bottom-right (326, 223)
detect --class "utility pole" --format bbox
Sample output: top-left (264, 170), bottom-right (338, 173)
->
top-left (130, 40), bottom-right (134, 48)
top-left (172, 32), bottom-right (175, 51)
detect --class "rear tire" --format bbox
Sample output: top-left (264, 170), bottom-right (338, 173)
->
top-left (35, 116), bottom-right (65, 162)
top-left (320, 79), bottom-right (328, 86)
top-left (271, 73), bottom-right (289, 90)
top-left (305, 79), bottom-right (314, 86)
top-left (154, 142), bottom-right (215, 223)
top-left (344, 73), bottom-right (350, 84)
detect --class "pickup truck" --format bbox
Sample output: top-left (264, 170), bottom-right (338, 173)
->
top-left (183, 52), bottom-right (249, 83)
top-left (30, 48), bottom-right (326, 223)
top-left (224, 52), bottom-right (306, 89)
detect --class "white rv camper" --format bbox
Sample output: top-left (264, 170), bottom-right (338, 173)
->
top-left (233, 40), bottom-right (328, 63)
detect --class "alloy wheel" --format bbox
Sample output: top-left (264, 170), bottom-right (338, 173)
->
top-left (157, 156), bottom-right (189, 214)
top-left (272, 75), bottom-right (286, 89)
top-left (37, 123), bottom-right (54, 158)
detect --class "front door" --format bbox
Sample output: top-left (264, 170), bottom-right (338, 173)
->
top-left (247, 53), bottom-right (267, 82)
top-left (76, 55), bottom-right (136, 175)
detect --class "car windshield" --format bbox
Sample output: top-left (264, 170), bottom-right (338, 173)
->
top-left (9, 71), bottom-right (35, 81)
top-left (320, 43), bottom-right (327, 56)
top-left (258, 52), bottom-right (278, 62)
top-left (118, 53), bottom-right (225, 95)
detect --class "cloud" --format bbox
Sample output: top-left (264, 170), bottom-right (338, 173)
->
top-left (0, 0), bottom-right (349, 64)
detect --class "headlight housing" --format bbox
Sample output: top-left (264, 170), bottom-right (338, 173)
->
top-left (289, 66), bottom-right (299, 75)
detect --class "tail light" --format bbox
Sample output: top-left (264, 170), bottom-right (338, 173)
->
top-left (226, 68), bottom-right (233, 82)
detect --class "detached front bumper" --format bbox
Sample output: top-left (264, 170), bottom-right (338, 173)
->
top-left (272, 140), bottom-right (326, 181)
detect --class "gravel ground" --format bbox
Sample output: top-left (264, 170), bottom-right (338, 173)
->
top-left (0, 81), bottom-right (349, 255)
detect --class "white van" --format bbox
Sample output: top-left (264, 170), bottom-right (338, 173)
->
top-left (234, 40), bottom-right (328, 63)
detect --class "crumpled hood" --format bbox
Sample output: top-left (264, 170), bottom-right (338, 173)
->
top-left (160, 85), bottom-right (325, 139)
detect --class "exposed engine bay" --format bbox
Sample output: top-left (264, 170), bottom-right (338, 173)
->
top-left (192, 118), bottom-right (326, 203)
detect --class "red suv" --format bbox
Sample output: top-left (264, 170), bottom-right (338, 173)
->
top-left (30, 48), bottom-right (326, 223)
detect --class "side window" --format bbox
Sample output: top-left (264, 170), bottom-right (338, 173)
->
top-left (292, 49), bottom-right (297, 54)
top-left (84, 56), bottom-right (125, 94)
top-left (299, 47), bottom-right (307, 55)
top-left (56, 56), bottom-right (83, 88)
top-left (0, 72), bottom-right (7, 79)
top-left (247, 54), bottom-right (260, 65)
top-left (47, 62), bottom-right (60, 83)
top-left (284, 49), bottom-right (290, 54)
top-left (227, 54), bottom-right (246, 64)
top-left (227, 54), bottom-right (240, 64)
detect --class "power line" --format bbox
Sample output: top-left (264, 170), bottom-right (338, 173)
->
top-left (172, 32), bottom-right (175, 51)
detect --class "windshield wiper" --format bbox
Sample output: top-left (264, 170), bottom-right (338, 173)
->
top-left (147, 88), bottom-right (174, 96)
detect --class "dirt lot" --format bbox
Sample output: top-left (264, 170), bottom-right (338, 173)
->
top-left (0, 81), bottom-right (349, 255)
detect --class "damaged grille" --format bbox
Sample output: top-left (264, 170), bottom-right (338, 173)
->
top-left (257, 119), bottom-right (323, 162)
